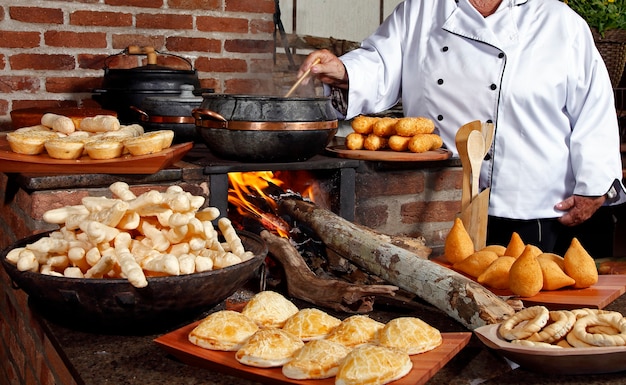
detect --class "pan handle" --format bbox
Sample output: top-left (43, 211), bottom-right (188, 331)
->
top-left (192, 108), bottom-right (229, 128)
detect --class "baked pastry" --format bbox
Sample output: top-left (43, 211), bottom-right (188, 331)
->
top-left (188, 310), bottom-right (259, 351)
top-left (6, 130), bottom-right (59, 155)
top-left (235, 328), bottom-right (304, 368)
top-left (282, 308), bottom-right (341, 341)
top-left (325, 315), bottom-right (385, 348)
top-left (378, 317), bottom-right (442, 355)
top-left (123, 130), bottom-right (173, 156)
top-left (335, 344), bottom-right (412, 385)
top-left (44, 136), bottom-right (86, 160)
top-left (84, 137), bottom-right (125, 160)
top-left (281, 339), bottom-right (350, 380)
top-left (241, 290), bottom-right (299, 329)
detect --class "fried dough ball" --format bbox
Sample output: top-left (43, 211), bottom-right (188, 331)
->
top-left (363, 134), bottom-right (388, 151)
top-left (351, 115), bottom-right (378, 135)
top-left (372, 117), bottom-right (397, 137)
top-left (387, 135), bottom-right (411, 152)
top-left (394, 117), bottom-right (435, 137)
top-left (444, 218), bottom-right (474, 264)
top-left (345, 133), bottom-right (365, 150)
top-left (563, 238), bottom-right (598, 289)
top-left (407, 134), bottom-right (443, 153)
top-left (509, 245), bottom-right (544, 297)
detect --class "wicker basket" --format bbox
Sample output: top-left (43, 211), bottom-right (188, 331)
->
top-left (592, 28), bottom-right (626, 88)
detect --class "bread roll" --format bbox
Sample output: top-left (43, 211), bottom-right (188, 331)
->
top-left (84, 138), bottom-right (125, 160)
top-left (44, 137), bottom-right (85, 160)
top-left (6, 130), bottom-right (59, 155)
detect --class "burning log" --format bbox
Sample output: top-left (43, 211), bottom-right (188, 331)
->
top-left (260, 230), bottom-right (399, 313)
top-left (279, 199), bottom-right (515, 330)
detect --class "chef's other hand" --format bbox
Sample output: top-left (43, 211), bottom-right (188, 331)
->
top-left (297, 49), bottom-right (349, 89)
top-left (555, 195), bottom-right (606, 226)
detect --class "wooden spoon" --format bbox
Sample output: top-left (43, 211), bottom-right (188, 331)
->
top-left (455, 120), bottom-right (482, 210)
top-left (284, 58), bottom-right (321, 97)
top-left (467, 130), bottom-right (485, 200)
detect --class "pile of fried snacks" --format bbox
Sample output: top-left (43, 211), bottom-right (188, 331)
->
top-left (4, 182), bottom-right (254, 288)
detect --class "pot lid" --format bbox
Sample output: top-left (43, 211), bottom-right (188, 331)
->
top-left (144, 85), bottom-right (204, 104)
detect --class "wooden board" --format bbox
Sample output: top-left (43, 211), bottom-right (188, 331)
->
top-left (325, 144), bottom-right (452, 162)
top-left (154, 321), bottom-right (471, 385)
top-left (0, 134), bottom-right (192, 174)
top-left (433, 256), bottom-right (626, 309)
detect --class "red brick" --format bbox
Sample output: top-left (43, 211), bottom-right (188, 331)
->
top-left (105, 0), bottom-right (163, 7)
top-left (10, 54), bottom-right (75, 71)
top-left (77, 54), bottom-right (109, 70)
top-left (224, 39), bottom-right (273, 54)
top-left (0, 6), bottom-right (4, 21)
top-left (165, 37), bottom-right (221, 53)
top-left (70, 10), bottom-right (133, 27)
top-left (112, 34), bottom-right (165, 51)
top-left (400, 200), bottom-right (461, 223)
top-left (44, 31), bottom-right (107, 48)
top-left (0, 54), bottom-right (4, 70)
top-left (250, 58), bottom-right (275, 73)
top-left (11, 100), bottom-right (76, 111)
top-left (427, 168), bottom-right (462, 191)
top-left (0, 76), bottom-right (40, 93)
top-left (194, 57), bottom-right (247, 73)
top-left (224, 77), bottom-right (274, 94)
top-left (355, 203), bottom-right (388, 229)
top-left (199, 77), bottom-right (220, 92)
top-left (136, 13), bottom-right (193, 29)
top-left (251, 18), bottom-right (274, 34)
top-left (197, 16), bottom-right (248, 33)
top-left (9, 7), bottom-right (63, 24)
top-left (226, 0), bottom-right (275, 13)
top-left (29, 190), bottom-right (88, 220)
top-left (169, 0), bottom-right (221, 10)
top-left (45, 76), bottom-right (103, 94)
top-left (356, 171), bottom-right (425, 198)
top-left (0, 31), bottom-right (40, 49)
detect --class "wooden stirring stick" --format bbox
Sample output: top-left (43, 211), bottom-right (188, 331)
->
top-left (284, 58), bottom-right (321, 97)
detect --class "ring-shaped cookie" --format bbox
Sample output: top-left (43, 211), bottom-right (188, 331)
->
top-left (571, 313), bottom-right (626, 347)
top-left (511, 339), bottom-right (562, 349)
top-left (498, 306), bottom-right (550, 341)
top-left (526, 310), bottom-right (576, 344)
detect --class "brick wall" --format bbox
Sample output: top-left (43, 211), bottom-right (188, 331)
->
top-left (0, 0), bottom-right (278, 131)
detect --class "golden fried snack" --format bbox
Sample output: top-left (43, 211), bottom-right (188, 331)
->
top-left (394, 117), bottom-right (435, 137)
top-left (477, 256), bottom-right (516, 290)
top-left (363, 134), bottom-right (388, 151)
top-left (571, 313), bottom-right (626, 347)
top-left (481, 244), bottom-right (507, 256)
top-left (335, 345), bottom-right (412, 385)
top-left (345, 132), bottom-right (365, 150)
top-left (498, 306), bottom-right (550, 341)
top-left (235, 328), bottom-right (305, 368)
top-left (503, 232), bottom-right (525, 258)
top-left (189, 310), bottom-right (259, 351)
top-left (509, 245), bottom-right (544, 297)
top-left (387, 135), bottom-right (411, 151)
top-left (537, 252), bottom-right (565, 270)
top-left (443, 217), bottom-right (475, 264)
top-left (378, 317), bottom-right (442, 355)
top-left (282, 339), bottom-right (350, 380)
top-left (563, 237), bottom-right (598, 289)
top-left (241, 290), bottom-right (299, 328)
top-left (407, 133), bottom-right (443, 153)
top-left (351, 115), bottom-right (379, 134)
top-left (538, 257), bottom-right (575, 291)
top-left (452, 250), bottom-right (498, 278)
top-left (372, 117), bottom-right (397, 137)
top-left (282, 308), bottom-right (341, 341)
top-left (526, 310), bottom-right (576, 344)
top-left (325, 315), bottom-right (385, 348)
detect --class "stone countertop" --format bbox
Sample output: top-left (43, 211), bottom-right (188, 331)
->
top-left (42, 285), bottom-right (626, 385)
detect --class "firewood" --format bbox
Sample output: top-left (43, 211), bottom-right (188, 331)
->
top-left (280, 199), bottom-right (515, 330)
top-left (260, 230), bottom-right (398, 313)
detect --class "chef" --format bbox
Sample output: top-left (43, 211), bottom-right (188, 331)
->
top-left (298, 0), bottom-right (625, 256)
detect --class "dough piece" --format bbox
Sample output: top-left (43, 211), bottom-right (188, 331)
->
top-left (188, 310), bottom-right (258, 351)
top-left (79, 115), bottom-right (120, 132)
top-left (6, 130), bottom-right (59, 155)
top-left (526, 310), bottom-right (576, 344)
top-left (407, 133), bottom-right (443, 153)
top-left (481, 244), bottom-right (507, 256)
top-left (477, 256), bottom-right (516, 290)
top-left (372, 117), bottom-right (397, 137)
top-left (498, 306), bottom-right (550, 341)
top-left (503, 232), bottom-right (525, 258)
top-left (393, 116), bottom-right (435, 137)
top-left (563, 238), bottom-right (598, 289)
top-left (443, 217), bottom-right (475, 264)
top-left (510, 339), bottom-right (562, 348)
top-left (509, 245), bottom-right (544, 297)
top-left (351, 115), bottom-right (378, 134)
top-left (44, 137), bottom-right (85, 160)
top-left (363, 134), bottom-right (388, 151)
top-left (345, 132), bottom-right (365, 150)
top-left (538, 257), bottom-right (575, 291)
top-left (335, 344), bottom-right (412, 385)
top-left (241, 290), bottom-right (299, 328)
top-left (282, 308), bottom-right (341, 341)
top-left (235, 328), bottom-right (304, 368)
top-left (378, 317), bottom-right (442, 355)
top-left (452, 250), bottom-right (498, 278)
top-left (571, 313), bottom-right (626, 347)
top-left (281, 339), bottom-right (350, 380)
top-left (325, 315), bottom-right (385, 348)
top-left (387, 135), bottom-right (411, 152)
top-left (84, 137), bottom-right (125, 159)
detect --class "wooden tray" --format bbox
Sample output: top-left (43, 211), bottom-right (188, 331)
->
top-left (154, 321), bottom-right (471, 385)
top-left (433, 256), bottom-right (626, 309)
top-left (325, 144), bottom-right (452, 162)
top-left (0, 134), bottom-right (192, 174)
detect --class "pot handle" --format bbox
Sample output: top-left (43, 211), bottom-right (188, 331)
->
top-left (103, 46), bottom-right (194, 70)
top-left (129, 105), bottom-right (149, 120)
top-left (192, 108), bottom-right (229, 129)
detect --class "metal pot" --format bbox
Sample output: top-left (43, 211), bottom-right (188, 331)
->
top-left (92, 46), bottom-right (206, 124)
top-left (194, 94), bottom-right (338, 162)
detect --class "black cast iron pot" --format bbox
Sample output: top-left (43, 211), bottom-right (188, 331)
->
top-left (194, 94), bottom-right (338, 162)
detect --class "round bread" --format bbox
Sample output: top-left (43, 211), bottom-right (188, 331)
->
top-left (123, 133), bottom-right (163, 156)
top-left (241, 291), bottom-right (299, 329)
top-left (325, 315), bottom-right (385, 348)
top-left (6, 130), bottom-right (59, 155)
top-left (282, 308), bottom-right (342, 341)
top-left (378, 317), bottom-right (442, 355)
top-left (282, 339), bottom-right (350, 380)
top-left (335, 344), bottom-right (412, 385)
top-left (44, 137), bottom-right (86, 160)
top-left (84, 138), bottom-right (125, 160)
top-left (188, 310), bottom-right (259, 351)
top-left (235, 328), bottom-right (304, 368)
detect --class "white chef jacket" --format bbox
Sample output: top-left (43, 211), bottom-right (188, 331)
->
top-left (340, 0), bottom-right (625, 220)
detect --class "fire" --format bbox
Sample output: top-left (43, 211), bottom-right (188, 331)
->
top-left (228, 171), bottom-right (316, 237)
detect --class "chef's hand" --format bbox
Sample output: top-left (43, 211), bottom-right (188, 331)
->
top-left (554, 195), bottom-right (606, 226)
top-left (298, 49), bottom-right (349, 89)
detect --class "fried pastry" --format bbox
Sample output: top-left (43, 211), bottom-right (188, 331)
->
top-left (393, 116), bottom-right (435, 137)
top-left (452, 250), bottom-right (498, 278)
top-left (241, 290), bottom-right (299, 328)
top-left (282, 308), bottom-right (341, 341)
top-left (538, 257), bottom-right (575, 291)
top-left (378, 317), bottom-right (442, 354)
top-left (387, 135), bottom-right (411, 151)
top-left (188, 310), bottom-right (258, 351)
top-left (537, 252), bottom-right (565, 270)
top-left (563, 237), bottom-right (598, 289)
top-left (235, 328), bottom-right (304, 368)
top-left (509, 245), bottom-right (544, 297)
top-left (363, 134), bottom-right (388, 151)
top-left (372, 117), bottom-right (397, 137)
top-left (477, 256), bottom-right (516, 290)
top-left (325, 315), bottom-right (385, 348)
top-left (481, 244), bottom-right (507, 256)
top-left (443, 217), bottom-right (475, 264)
top-left (335, 344), bottom-right (412, 385)
top-left (281, 339), bottom-right (350, 380)
top-left (345, 132), bottom-right (365, 150)
top-left (407, 133), bottom-right (443, 153)
top-left (351, 115), bottom-right (378, 134)
top-left (503, 232), bottom-right (525, 258)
